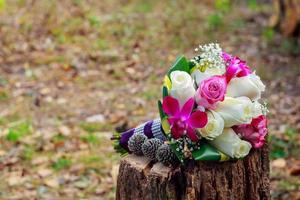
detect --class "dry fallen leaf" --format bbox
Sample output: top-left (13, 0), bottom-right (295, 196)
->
top-left (59, 126), bottom-right (71, 136)
top-left (289, 167), bottom-right (300, 176)
top-left (44, 177), bottom-right (59, 188)
top-left (32, 156), bottom-right (49, 165)
top-left (271, 158), bottom-right (286, 168)
top-left (37, 168), bottom-right (53, 178)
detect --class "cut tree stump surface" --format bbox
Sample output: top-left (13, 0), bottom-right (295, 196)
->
top-left (116, 144), bottom-right (270, 200)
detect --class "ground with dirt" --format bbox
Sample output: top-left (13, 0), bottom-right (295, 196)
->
top-left (0, 1), bottom-right (299, 199)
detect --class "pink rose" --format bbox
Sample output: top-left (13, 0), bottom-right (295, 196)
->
top-left (233, 115), bottom-right (268, 149)
top-left (222, 52), bottom-right (252, 82)
top-left (196, 75), bottom-right (227, 109)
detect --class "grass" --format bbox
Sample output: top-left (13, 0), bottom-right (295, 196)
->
top-left (0, 0), bottom-right (5, 11)
top-left (79, 122), bottom-right (111, 133)
top-left (80, 133), bottom-right (99, 144)
top-left (52, 158), bottom-right (72, 171)
top-left (0, 0), bottom-right (299, 199)
top-left (262, 27), bottom-right (275, 42)
top-left (269, 127), bottom-right (299, 160)
top-left (6, 121), bottom-right (32, 142)
top-left (22, 145), bottom-right (35, 161)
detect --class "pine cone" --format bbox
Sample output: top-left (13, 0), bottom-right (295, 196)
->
top-left (128, 134), bottom-right (147, 155)
top-left (141, 138), bottom-right (163, 160)
top-left (156, 144), bottom-right (178, 166)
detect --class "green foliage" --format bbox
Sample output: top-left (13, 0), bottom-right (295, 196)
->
top-left (269, 135), bottom-right (288, 159)
top-left (280, 38), bottom-right (300, 55)
top-left (80, 122), bottom-right (108, 133)
top-left (141, 88), bottom-right (158, 100)
top-left (87, 15), bottom-right (101, 27)
top-left (52, 158), bottom-right (72, 170)
top-left (167, 56), bottom-right (189, 76)
top-left (285, 127), bottom-right (297, 141)
top-left (0, 90), bottom-right (9, 101)
top-left (262, 27), bottom-right (275, 42)
top-left (82, 155), bottom-right (102, 164)
top-left (0, 76), bottom-right (7, 86)
top-left (81, 133), bottom-right (98, 144)
top-left (6, 121), bottom-right (32, 142)
top-left (72, 0), bottom-right (81, 6)
top-left (215, 0), bottom-right (231, 13)
top-left (134, 1), bottom-right (153, 13)
top-left (0, 0), bottom-right (5, 11)
top-left (52, 134), bottom-right (66, 143)
top-left (207, 13), bottom-right (223, 29)
top-left (22, 146), bottom-right (35, 161)
top-left (94, 39), bottom-right (108, 50)
top-left (207, 0), bottom-right (230, 31)
top-left (278, 179), bottom-right (300, 191)
top-left (231, 19), bottom-right (245, 29)
top-left (247, 0), bottom-right (258, 11)
top-left (269, 127), bottom-right (299, 160)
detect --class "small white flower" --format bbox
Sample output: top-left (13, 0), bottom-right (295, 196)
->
top-left (192, 43), bottom-right (225, 70)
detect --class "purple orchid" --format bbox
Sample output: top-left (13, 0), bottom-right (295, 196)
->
top-left (162, 96), bottom-right (208, 142)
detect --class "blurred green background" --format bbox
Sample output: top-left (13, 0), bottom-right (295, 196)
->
top-left (0, 0), bottom-right (299, 199)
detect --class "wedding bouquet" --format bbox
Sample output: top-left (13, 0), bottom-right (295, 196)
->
top-left (113, 43), bottom-right (268, 166)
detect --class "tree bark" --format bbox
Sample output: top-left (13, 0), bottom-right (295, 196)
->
top-left (116, 144), bottom-right (270, 200)
top-left (269, 0), bottom-right (300, 36)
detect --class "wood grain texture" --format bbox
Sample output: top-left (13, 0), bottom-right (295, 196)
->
top-left (116, 144), bottom-right (270, 200)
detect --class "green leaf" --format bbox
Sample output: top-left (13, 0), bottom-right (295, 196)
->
top-left (157, 100), bottom-right (166, 119)
top-left (113, 141), bottom-right (128, 155)
top-left (167, 55), bottom-right (189, 76)
top-left (162, 86), bottom-right (168, 98)
top-left (191, 142), bottom-right (222, 161)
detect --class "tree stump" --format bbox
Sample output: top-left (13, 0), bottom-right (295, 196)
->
top-left (116, 144), bottom-right (269, 200)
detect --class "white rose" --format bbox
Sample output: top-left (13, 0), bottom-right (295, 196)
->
top-left (252, 101), bottom-right (263, 118)
top-left (226, 73), bottom-right (265, 101)
top-left (199, 110), bottom-right (224, 140)
top-left (215, 97), bottom-right (254, 127)
top-left (209, 128), bottom-right (252, 159)
top-left (170, 71), bottom-right (196, 107)
top-left (191, 68), bottom-right (225, 86)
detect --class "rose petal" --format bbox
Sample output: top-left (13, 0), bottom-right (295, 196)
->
top-left (180, 98), bottom-right (194, 119)
top-left (186, 126), bottom-right (199, 142)
top-left (162, 96), bottom-right (180, 116)
top-left (188, 111), bottom-right (208, 128)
